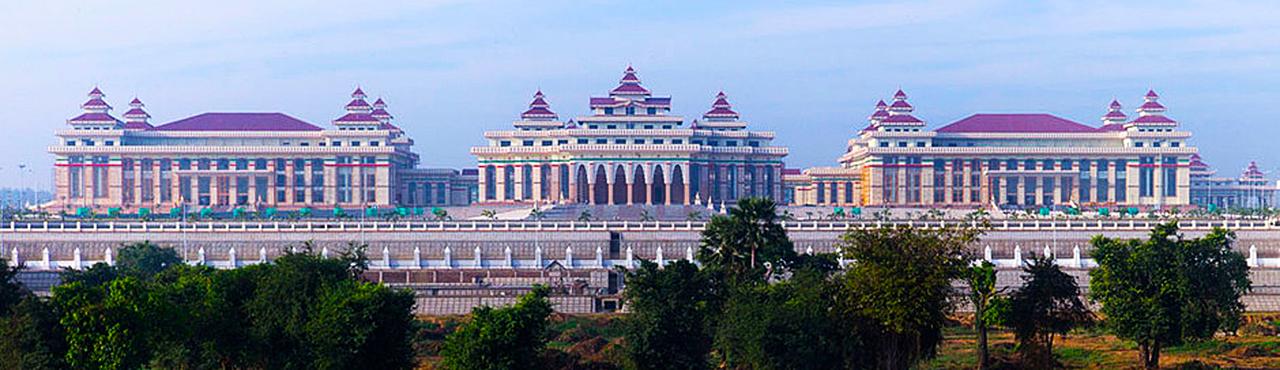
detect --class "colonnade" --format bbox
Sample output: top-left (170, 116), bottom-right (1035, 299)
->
top-left (478, 162), bottom-right (784, 205)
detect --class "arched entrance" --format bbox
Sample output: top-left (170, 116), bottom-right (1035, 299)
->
top-left (612, 165), bottom-right (627, 205)
top-left (651, 165), bottom-right (666, 205)
top-left (670, 165), bottom-right (685, 204)
top-left (632, 165), bottom-right (647, 205)
top-left (593, 165), bottom-right (609, 205)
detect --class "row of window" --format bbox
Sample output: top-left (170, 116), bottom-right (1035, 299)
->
top-left (585, 123), bottom-right (675, 130)
top-left (69, 156), bottom-right (380, 170)
top-left (64, 139), bottom-right (384, 147)
top-left (1132, 141), bottom-right (1181, 148)
top-left (600, 107), bottom-right (661, 116)
top-left (497, 138), bottom-right (764, 147)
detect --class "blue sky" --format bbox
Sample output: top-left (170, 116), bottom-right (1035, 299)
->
top-left (3, 0), bottom-right (1279, 189)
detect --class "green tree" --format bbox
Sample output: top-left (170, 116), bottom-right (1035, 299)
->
top-left (1089, 222), bottom-right (1250, 370)
top-left (698, 197), bottom-right (796, 283)
top-left (0, 259), bottom-right (24, 314)
top-left (0, 258), bottom-right (69, 370)
top-left (1007, 257), bottom-right (1091, 368)
top-left (0, 296), bottom-right (68, 370)
top-left (116, 241), bottom-right (183, 278)
top-left (838, 225), bottom-right (980, 370)
top-left (54, 276), bottom-right (156, 370)
top-left (440, 285), bottom-right (555, 370)
top-left (622, 260), bottom-right (715, 370)
top-left (713, 263), bottom-right (847, 370)
top-left (965, 261), bottom-right (1003, 370)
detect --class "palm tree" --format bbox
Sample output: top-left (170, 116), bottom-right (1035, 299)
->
top-left (698, 197), bottom-right (796, 282)
top-left (480, 209), bottom-right (497, 220)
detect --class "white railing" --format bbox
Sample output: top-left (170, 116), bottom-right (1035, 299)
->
top-left (0, 218), bottom-right (1274, 233)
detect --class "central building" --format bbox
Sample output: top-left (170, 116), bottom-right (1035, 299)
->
top-left (471, 67), bottom-right (788, 205)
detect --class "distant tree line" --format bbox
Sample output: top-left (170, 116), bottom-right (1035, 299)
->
top-left (1, 197), bottom-right (1252, 370)
top-left (436, 198), bottom-right (1251, 370)
top-left (0, 242), bottom-right (416, 370)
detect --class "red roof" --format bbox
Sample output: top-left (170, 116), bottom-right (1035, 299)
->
top-left (68, 112), bottom-right (121, 123)
top-left (88, 87), bottom-right (103, 96)
top-left (1138, 101), bottom-right (1165, 110)
top-left (1097, 123), bottom-right (1127, 132)
top-left (123, 108), bottom-right (150, 118)
top-left (122, 121), bottom-right (154, 130)
top-left (129, 98), bottom-right (144, 106)
top-left (893, 89), bottom-right (907, 99)
top-left (1145, 89), bottom-right (1159, 98)
top-left (352, 87), bottom-right (366, 97)
top-left (882, 114), bottom-right (923, 124)
top-left (334, 113), bottom-right (380, 123)
top-left (782, 168), bottom-right (803, 175)
top-left (1131, 115), bottom-right (1176, 124)
top-left (620, 66), bottom-right (640, 83)
top-left (610, 83), bottom-right (650, 95)
top-left (372, 98), bottom-right (386, 108)
top-left (370, 108), bottom-right (393, 119)
top-left (521, 107), bottom-right (558, 119)
top-left (1109, 100), bottom-right (1122, 109)
top-left (81, 98), bottom-right (110, 109)
top-left (154, 113), bottom-right (322, 131)
top-left (875, 100), bottom-right (887, 108)
top-left (889, 100), bottom-right (913, 110)
top-left (346, 99), bottom-right (371, 108)
top-left (937, 114), bottom-right (1097, 133)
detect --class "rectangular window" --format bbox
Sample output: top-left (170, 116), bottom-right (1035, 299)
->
top-left (1097, 160), bottom-right (1110, 202)
top-left (1115, 160), bottom-right (1127, 202)
top-left (499, 141), bottom-right (511, 147)
top-left (1024, 176), bottom-right (1037, 205)
top-left (577, 138), bottom-right (588, 144)
top-left (541, 140), bottom-right (553, 146)
top-left (1005, 177), bottom-right (1018, 205)
top-left (1043, 177), bottom-right (1055, 205)
top-left (1079, 160), bottom-right (1091, 202)
top-left (522, 140), bottom-right (534, 146)
top-left (1139, 156), bottom-right (1155, 197)
top-left (1163, 157), bottom-right (1178, 197)
top-left (672, 139), bottom-right (683, 144)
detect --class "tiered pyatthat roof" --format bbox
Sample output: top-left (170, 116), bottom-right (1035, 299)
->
top-left (68, 87), bottom-right (122, 127)
top-left (610, 66), bottom-right (651, 96)
top-left (589, 66), bottom-right (672, 111)
top-left (520, 90), bottom-right (558, 121)
top-left (880, 89), bottom-right (924, 125)
top-left (1129, 89), bottom-right (1177, 126)
top-left (861, 100), bottom-right (890, 132)
top-left (695, 91), bottom-right (747, 130)
top-left (1243, 161), bottom-right (1265, 179)
top-left (334, 87), bottom-right (381, 125)
top-left (702, 91), bottom-right (739, 121)
top-left (122, 97), bottom-right (153, 130)
top-left (371, 98), bottom-right (403, 132)
top-left (1189, 154), bottom-right (1210, 171)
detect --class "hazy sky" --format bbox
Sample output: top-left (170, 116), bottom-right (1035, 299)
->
top-left (3, 0), bottom-right (1279, 189)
